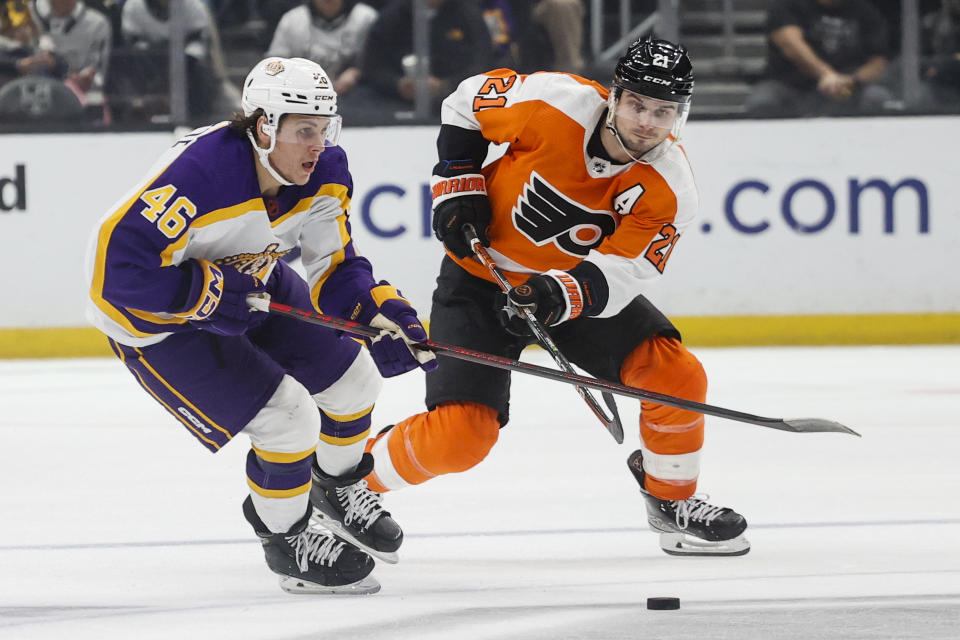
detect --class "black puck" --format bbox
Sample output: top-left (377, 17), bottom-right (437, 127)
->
top-left (646, 597), bottom-right (680, 610)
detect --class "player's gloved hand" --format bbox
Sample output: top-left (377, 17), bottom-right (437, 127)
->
top-left (174, 259), bottom-right (265, 336)
top-left (498, 266), bottom-right (605, 337)
top-left (352, 282), bottom-right (438, 377)
top-left (431, 172), bottom-right (491, 259)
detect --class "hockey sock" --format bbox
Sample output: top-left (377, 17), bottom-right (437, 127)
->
top-left (314, 406), bottom-right (372, 477)
top-left (620, 336), bottom-right (706, 501)
top-left (246, 446), bottom-right (315, 533)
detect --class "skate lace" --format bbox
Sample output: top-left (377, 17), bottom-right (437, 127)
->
top-left (673, 496), bottom-right (725, 530)
top-left (287, 528), bottom-right (344, 573)
top-left (336, 480), bottom-right (384, 530)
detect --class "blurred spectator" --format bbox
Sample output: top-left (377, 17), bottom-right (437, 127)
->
top-left (922, 0), bottom-right (960, 106)
top-left (109, 0), bottom-right (235, 121)
top-left (0, 0), bottom-right (91, 123)
top-left (494, 0), bottom-right (585, 73)
top-left (340, 0), bottom-right (493, 124)
top-left (745, 0), bottom-right (894, 116)
top-left (86, 0), bottom-right (125, 47)
top-left (33, 0), bottom-right (112, 117)
top-left (121, 0), bottom-right (210, 57)
top-left (481, 0), bottom-right (520, 68)
top-left (266, 0), bottom-right (378, 96)
top-left (1, 0), bottom-right (48, 85)
top-left (207, 0), bottom-right (299, 51)
top-left (529, 0), bottom-right (584, 73)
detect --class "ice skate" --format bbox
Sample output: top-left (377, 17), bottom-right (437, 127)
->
top-left (243, 496), bottom-right (380, 594)
top-left (627, 449), bottom-right (750, 556)
top-left (310, 453), bottom-right (403, 564)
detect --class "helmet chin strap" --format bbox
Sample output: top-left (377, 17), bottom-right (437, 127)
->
top-left (604, 106), bottom-right (647, 164)
top-left (247, 127), bottom-right (294, 187)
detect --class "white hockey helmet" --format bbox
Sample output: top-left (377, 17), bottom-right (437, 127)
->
top-left (241, 57), bottom-right (342, 185)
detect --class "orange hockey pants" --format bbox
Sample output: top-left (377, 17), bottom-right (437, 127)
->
top-left (364, 336), bottom-right (705, 500)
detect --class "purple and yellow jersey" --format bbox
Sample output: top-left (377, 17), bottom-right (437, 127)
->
top-left (85, 123), bottom-right (377, 346)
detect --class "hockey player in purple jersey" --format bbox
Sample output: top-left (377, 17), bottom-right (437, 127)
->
top-left (85, 57), bottom-right (437, 594)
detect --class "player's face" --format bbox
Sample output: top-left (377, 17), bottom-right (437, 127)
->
top-left (268, 115), bottom-right (339, 185)
top-left (612, 91), bottom-right (679, 154)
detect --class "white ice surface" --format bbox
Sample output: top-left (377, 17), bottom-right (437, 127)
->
top-left (1, 346), bottom-right (958, 639)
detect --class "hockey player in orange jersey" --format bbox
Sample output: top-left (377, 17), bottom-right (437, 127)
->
top-left (365, 37), bottom-right (749, 555)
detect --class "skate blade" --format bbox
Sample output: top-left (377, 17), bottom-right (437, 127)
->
top-left (658, 532), bottom-right (751, 557)
top-left (309, 514), bottom-right (399, 565)
top-left (278, 574), bottom-right (381, 595)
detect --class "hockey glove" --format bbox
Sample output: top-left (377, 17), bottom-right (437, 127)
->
top-left (499, 264), bottom-right (606, 337)
top-left (431, 173), bottom-right (491, 259)
top-left (174, 259), bottom-right (266, 336)
top-left (351, 282), bottom-right (438, 378)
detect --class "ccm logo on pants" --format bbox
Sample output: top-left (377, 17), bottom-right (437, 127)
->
top-left (178, 406), bottom-right (213, 434)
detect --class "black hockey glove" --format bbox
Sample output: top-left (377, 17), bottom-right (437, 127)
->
top-left (431, 173), bottom-right (491, 259)
top-left (498, 264), bottom-right (608, 337)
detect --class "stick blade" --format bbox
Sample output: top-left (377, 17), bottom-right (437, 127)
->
top-left (601, 392), bottom-right (625, 444)
top-left (780, 417), bottom-right (861, 437)
top-left (604, 420), bottom-right (624, 444)
top-left (578, 387), bottom-right (624, 443)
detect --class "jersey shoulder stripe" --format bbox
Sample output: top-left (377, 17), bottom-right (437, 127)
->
top-left (646, 142), bottom-right (699, 226)
top-left (443, 69), bottom-right (609, 141)
top-left (499, 71), bottom-right (608, 129)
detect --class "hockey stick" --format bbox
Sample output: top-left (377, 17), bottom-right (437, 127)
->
top-left (463, 224), bottom-right (624, 444)
top-left (246, 296), bottom-right (860, 437)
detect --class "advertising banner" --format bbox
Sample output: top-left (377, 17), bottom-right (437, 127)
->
top-left (1, 117), bottom-right (957, 335)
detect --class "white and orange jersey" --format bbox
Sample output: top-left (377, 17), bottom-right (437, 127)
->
top-left (440, 69), bottom-right (699, 317)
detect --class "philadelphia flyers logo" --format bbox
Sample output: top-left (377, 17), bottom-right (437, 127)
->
top-left (514, 284), bottom-right (533, 296)
top-left (512, 172), bottom-right (617, 257)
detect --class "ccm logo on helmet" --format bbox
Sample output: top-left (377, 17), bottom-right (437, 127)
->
top-left (643, 75), bottom-right (672, 85)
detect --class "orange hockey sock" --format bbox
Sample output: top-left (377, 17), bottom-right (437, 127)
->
top-left (621, 336), bottom-right (706, 500)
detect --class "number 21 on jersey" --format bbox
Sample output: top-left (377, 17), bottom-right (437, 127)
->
top-left (644, 223), bottom-right (680, 273)
top-left (472, 75), bottom-right (517, 111)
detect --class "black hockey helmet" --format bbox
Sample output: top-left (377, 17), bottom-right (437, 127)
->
top-left (614, 36), bottom-right (694, 104)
